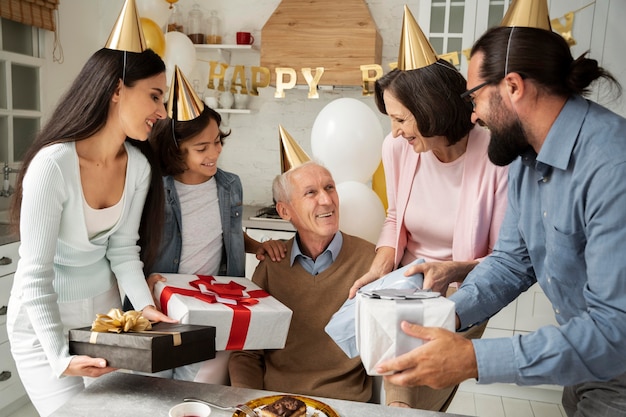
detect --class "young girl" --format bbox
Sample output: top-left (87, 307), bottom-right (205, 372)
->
top-left (145, 71), bottom-right (286, 383)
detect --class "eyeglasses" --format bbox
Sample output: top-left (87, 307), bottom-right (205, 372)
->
top-left (460, 81), bottom-right (489, 109)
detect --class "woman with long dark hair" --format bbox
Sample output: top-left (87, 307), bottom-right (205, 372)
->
top-left (6, 45), bottom-right (176, 417)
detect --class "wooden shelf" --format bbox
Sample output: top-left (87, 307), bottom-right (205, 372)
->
top-left (214, 108), bottom-right (254, 114)
top-left (194, 44), bottom-right (257, 51)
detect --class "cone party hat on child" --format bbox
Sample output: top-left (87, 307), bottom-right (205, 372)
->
top-left (279, 125), bottom-right (311, 173)
top-left (167, 66), bottom-right (205, 122)
top-left (500, 0), bottom-right (552, 30)
top-left (397, 5), bottom-right (438, 71)
top-left (105, 0), bottom-right (147, 52)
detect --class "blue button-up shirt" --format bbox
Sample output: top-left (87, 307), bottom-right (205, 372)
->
top-left (451, 95), bottom-right (626, 386)
top-left (290, 232), bottom-right (343, 275)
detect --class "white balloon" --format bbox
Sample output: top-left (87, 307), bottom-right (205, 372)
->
top-left (311, 98), bottom-right (384, 184)
top-left (137, 0), bottom-right (171, 28)
top-left (164, 31), bottom-right (197, 86)
top-left (337, 181), bottom-right (385, 244)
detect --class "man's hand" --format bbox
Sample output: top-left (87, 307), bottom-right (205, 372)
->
top-left (64, 355), bottom-right (117, 378)
top-left (377, 322), bottom-right (478, 389)
top-left (255, 239), bottom-right (287, 262)
top-left (404, 261), bottom-right (478, 294)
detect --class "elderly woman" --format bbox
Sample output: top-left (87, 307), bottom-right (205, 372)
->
top-left (351, 58), bottom-right (509, 411)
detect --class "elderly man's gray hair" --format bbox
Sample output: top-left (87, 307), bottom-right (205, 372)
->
top-left (272, 161), bottom-right (329, 204)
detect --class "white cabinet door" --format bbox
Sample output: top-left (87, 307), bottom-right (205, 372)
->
top-left (515, 283), bottom-right (559, 332)
top-left (244, 228), bottom-right (295, 279)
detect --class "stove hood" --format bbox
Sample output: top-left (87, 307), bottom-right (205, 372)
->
top-left (261, 0), bottom-right (383, 87)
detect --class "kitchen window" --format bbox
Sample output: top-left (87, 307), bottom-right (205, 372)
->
top-left (0, 17), bottom-right (43, 164)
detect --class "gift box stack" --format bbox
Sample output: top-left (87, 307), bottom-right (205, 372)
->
top-left (154, 274), bottom-right (293, 351)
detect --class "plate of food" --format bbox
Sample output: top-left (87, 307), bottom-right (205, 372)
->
top-left (232, 395), bottom-right (339, 417)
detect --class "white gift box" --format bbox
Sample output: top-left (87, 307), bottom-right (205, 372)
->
top-left (356, 289), bottom-right (455, 375)
top-left (154, 274), bottom-right (293, 351)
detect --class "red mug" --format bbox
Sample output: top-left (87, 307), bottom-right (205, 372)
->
top-left (236, 31), bottom-right (254, 45)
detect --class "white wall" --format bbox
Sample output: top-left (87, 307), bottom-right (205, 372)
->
top-left (40, 0), bottom-right (626, 207)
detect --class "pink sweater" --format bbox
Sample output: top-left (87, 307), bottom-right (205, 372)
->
top-left (377, 126), bottom-right (508, 267)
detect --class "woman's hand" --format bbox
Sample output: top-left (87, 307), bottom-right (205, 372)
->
top-left (63, 355), bottom-right (117, 378)
top-left (141, 305), bottom-right (178, 324)
top-left (255, 239), bottom-right (287, 262)
top-left (349, 246), bottom-right (396, 298)
top-left (405, 260), bottom-right (478, 294)
top-left (146, 273), bottom-right (167, 307)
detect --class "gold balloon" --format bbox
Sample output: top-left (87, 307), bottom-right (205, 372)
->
top-left (372, 161), bottom-right (388, 211)
top-left (165, 0), bottom-right (179, 9)
top-left (140, 17), bottom-right (165, 58)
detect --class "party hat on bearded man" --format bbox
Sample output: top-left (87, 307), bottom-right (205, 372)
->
top-left (397, 5), bottom-right (439, 71)
top-left (278, 125), bottom-right (311, 173)
top-left (500, 0), bottom-right (552, 31)
top-left (167, 65), bottom-right (205, 122)
top-left (105, 0), bottom-right (147, 52)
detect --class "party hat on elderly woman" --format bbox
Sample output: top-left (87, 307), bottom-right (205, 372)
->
top-left (105, 0), bottom-right (146, 52)
top-left (279, 125), bottom-right (311, 173)
top-left (500, 0), bottom-right (552, 31)
top-left (167, 66), bottom-right (205, 122)
top-left (397, 5), bottom-right (439, 71)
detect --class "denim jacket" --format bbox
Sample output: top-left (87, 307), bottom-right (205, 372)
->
top-left (151, 169), bottom-right (246, 277)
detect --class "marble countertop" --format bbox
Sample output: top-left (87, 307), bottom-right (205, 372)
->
top-left (49, 372), bottom-right (468, 417)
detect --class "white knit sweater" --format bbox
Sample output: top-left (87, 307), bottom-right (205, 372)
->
top-left (9, 141), bottom-right (155, 376)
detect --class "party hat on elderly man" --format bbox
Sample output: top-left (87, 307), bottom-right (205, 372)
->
top-left (278, 125), bottom-right (311, 173)
top-left (500, 0), bottom-right (552, 31)
top-left (167, 66), bottom-right (205, 122)
top-left (397, 5), bottom-right (439, 71)
top-left (105, 0), bottom-right (147, 52)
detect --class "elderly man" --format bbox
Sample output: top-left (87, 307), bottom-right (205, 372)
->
top-left (376, 25), bottom-right (626, 417)
top-left (229, 161), bottom-right (374, 402)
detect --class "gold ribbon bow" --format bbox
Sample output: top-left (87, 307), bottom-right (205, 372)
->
top-left (91, 308), bottom-right (152, 333)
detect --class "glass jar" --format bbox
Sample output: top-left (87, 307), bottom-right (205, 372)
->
top-left (206, 10), bottom-right (222, 44)
top-left (187, 3), bottom-right (205, 44)
top-left (167, 4), bottom-right (184, 33)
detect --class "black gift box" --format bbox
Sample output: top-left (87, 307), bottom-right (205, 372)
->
top-left (69, 323), bottom-right (216, 373)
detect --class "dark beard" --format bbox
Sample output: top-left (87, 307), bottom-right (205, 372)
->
top-left (486, 94), bottom-right (531, 166)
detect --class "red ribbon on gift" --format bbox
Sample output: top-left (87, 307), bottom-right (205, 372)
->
top-left (159, 275), bottom-right (269, 350)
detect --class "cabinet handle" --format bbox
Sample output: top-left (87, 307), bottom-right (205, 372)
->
top-left (0, 256), bottom-right (12, 265)
top-left (0, 371), bottom-right (11, 382)
top-left (0, 305), bottom-right (6, 316)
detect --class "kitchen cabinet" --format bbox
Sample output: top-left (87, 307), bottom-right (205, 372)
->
top-left (244, 227), bottom-right (295, 278)
top-left (485, 283), bottom-right (559, 338)
top-left (242, 206), bottom-right (295, 279)
top-left (0, 241), bottom-right (27, 416)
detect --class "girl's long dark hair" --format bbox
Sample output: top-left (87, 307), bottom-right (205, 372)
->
top-left (11, 47), bottom-right (166, 272)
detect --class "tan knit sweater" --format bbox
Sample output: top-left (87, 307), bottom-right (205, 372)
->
top-left (229, 233), bottom-right (375, 402)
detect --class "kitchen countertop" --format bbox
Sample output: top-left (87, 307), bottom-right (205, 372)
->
top-left (49, 372), bottom-right (469, 417)
top-left (0, 223), bottom-right (19, 246)
top-left (243, 205), bottom-right (295, 233)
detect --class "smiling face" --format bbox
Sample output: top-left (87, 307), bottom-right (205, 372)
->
top-left (277, 164), bottom-right (340, 248)
top-left (117, 72), bottom-right (167, 141)
top-left (383, 89), bottom-right (453, 157)
top-left (467, 51), bottom-right (530, 166)
top-left (176, 118), bottom-right (222, 184)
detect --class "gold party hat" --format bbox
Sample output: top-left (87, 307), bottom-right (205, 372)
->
top-left (500, 0), bottom-right (552, 31)
top-left (397, 5), bottom-right (438, 71)
top-left (167, 66), bottom-right (205, 121)
top-left (279, 125), bottom-right (311, 173)
top-left (105, 0), bottom-right (147, 52)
